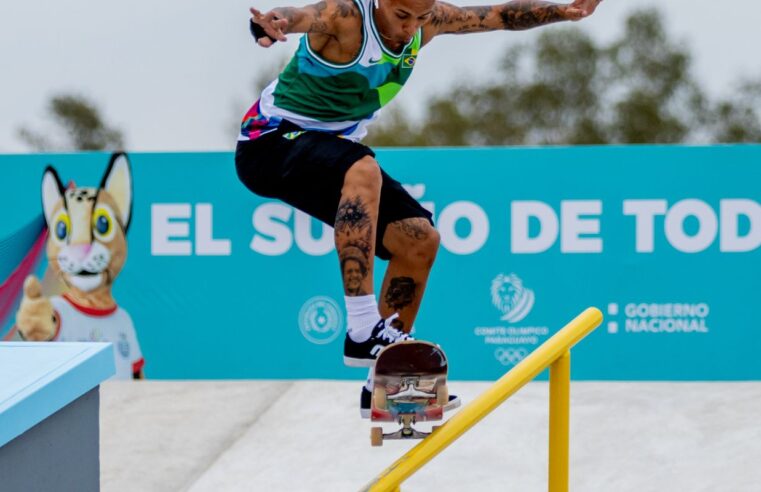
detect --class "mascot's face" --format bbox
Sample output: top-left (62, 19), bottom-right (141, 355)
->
top-left (41, 154), bottom-right (132, 293)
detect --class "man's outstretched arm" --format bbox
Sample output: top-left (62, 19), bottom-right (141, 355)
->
top-left (250, 0), bottom-right (354, 47)
top-left (424, 0), bottom-right (601, 41)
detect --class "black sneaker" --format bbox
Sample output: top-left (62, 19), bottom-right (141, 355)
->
top-left (359, 386), bottom-right (462, 419)
top-left (344, 314), bottom-right (413, 367)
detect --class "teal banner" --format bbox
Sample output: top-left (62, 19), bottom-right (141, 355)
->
top-left (1, 146), bottom-right (759, 380)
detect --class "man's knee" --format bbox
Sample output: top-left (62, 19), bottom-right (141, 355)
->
top-left (343, 156), bottom-right (382, 195)
top-left (419, 225), bottom-right (441, 261)
top-left (386, 218), bottom-right (440, 264)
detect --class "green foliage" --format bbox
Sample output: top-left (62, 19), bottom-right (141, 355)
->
top-left (708, 81), bottom-right (761, 143)
top-left (18, 94), bottom-right (124, 151)
top-left (366, 9), bottom-right (761, 146)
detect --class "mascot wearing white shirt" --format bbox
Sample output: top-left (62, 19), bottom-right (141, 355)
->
top-left (14, 152), bottom-right (144, 379)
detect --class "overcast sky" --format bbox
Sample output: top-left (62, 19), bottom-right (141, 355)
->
top-left (2, 0), bottom-right (760, 152)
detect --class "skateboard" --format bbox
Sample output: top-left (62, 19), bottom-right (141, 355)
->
top-left (370, 340), bottom-right (449, 447)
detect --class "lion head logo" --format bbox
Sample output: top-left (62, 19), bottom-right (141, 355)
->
top-left (490, 273), bottom-right (535, 323)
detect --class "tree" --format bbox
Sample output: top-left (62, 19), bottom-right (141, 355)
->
top-left (707, 81), bottom-right (761, 143)
top-left (603, 10), bottom-right (702, 144)
top-left (18, 94), bottom-right (124, 151)
top-left (365, 8), bottom-right (761, 146)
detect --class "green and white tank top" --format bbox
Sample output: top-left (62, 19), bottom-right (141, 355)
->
top-left (240, 0), bottom-right (421, 142)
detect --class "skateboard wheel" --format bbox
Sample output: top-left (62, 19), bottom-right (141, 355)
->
top-left (436, 384), bottom-right (449, 407)
top-left (373, 386), bottom-right (387, 411)
top-left (371, 426), bottom-right (383, 447)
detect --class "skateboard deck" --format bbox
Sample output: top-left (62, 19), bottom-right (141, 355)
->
top-left (370, 341), bottom-right (449, 446)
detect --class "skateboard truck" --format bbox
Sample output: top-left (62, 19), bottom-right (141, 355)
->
top-left (372, 415), bottom-right (440, 446)
top-left (387, 377), bottom-right (437, 401)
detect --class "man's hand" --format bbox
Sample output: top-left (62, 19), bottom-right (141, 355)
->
top-left (250, 7), bottom-right (289, 47)
top-left (561, 0), bottom-right (602, 21)
top-left (248, 3), bottom-right (339, 47)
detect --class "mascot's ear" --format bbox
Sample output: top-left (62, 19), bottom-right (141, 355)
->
top-left (41, 166), bottom-right (66, 227)
top-left (99, 152), bottom-right (133, 231)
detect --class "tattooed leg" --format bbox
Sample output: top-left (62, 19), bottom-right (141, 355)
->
top-left (379, 218), bottom-right (441, 332)
top-left (336, 157), bottom-right (382, 297)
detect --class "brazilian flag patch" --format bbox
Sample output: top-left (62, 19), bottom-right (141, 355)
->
top-left (403, 55), bottom-right (416, 68)
top-left (283, 131), bottom-right (306, 140)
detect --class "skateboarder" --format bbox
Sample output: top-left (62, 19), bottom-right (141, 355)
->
top-left (235, 0), bottom-right (603, 415)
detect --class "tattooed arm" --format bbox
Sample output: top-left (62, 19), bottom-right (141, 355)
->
top-left (250, 0), bottom-right (357, 47)
top-left (423, 0), bottom-right (602, 43)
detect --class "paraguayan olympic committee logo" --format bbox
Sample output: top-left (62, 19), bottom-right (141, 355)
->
top-left (494, 347), bottom-right (529, 366)
top-left (298, 296), bottom-right (344, 345)
top-left (490, 273), bottom-right (535, 323)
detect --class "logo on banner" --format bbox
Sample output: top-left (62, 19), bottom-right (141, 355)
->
top-left (299, 296), bottom-right (343, 345)
top-left (474, 273), bottom-right (547, 368)
top-left (605, 302), bottom-right (711, 335)
top-left (490, 273), bottom-right (535, 323)
top-left (495, 347), bottom-right (529, 366)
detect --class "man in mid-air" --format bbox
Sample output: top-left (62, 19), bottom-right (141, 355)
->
top-left (236, 0), bottom-right (602, 416)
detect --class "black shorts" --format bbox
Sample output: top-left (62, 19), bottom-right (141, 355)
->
top-left (235, 121), bottom-right (433, 260)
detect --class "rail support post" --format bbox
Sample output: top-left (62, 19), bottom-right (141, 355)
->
top-left (549, 350), bottom-right (571, 492)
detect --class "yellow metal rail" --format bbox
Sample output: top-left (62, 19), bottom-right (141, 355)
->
top-left (361, 307), bottom-right (603, 492)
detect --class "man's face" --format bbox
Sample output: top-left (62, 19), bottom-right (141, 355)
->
top-left (343, 259), bottom-right (363, 292)
top-left (375, 0), bottom-right (435, 48)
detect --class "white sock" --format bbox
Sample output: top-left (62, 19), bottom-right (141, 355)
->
top-left (365, 368), bottom-right (374, 392)
top-left (345, 295), bottom-right (381, 342)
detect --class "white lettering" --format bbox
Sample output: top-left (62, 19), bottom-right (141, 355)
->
top-left (664, 199), bottom-right (718, 253)
top-left (623, 200), bottom-right (668, 253)
top-left (439, 201), bottom-right (489, 255)
top-left (151, 204), bottom-right (192, 256)
top-left (195, 204), bottom-right (231, 256)
top-left (720, 199), bottom-right (761, 252)
top-left (251, 203), bottom-right (293, 256)
top-left (624, 303), bottom-right (711, 318)
top-left (561, 200), bottom-right (603, 253)
top-left (511, 201), bottom-right (558, 254)
top-left (624, 318), bottom-right (709, 333)
top-left (294, 211), bottom-right (334, 256)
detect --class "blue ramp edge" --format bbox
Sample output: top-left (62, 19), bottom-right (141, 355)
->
top-left (0, 342), bottom-right (115, 447)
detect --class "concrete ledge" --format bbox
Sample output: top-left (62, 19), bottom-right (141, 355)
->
top-left (0, 342), bottom-right (114, 492)
top-left (0, 342), bottom-right (114, 447)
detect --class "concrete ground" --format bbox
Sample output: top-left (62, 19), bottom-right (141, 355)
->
top-left (100, 381), bottom-right (761, 492)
